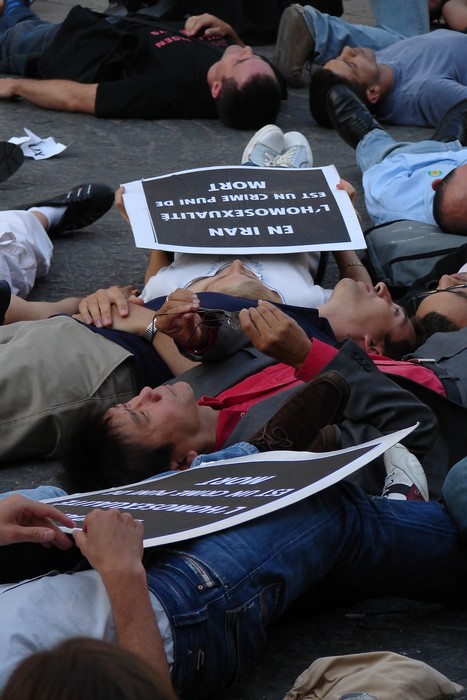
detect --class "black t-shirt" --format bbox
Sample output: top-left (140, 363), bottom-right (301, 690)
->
top-left (95, 18), bottom-right (227, 119)
top-left (38, 6), bottom-right (228, 119)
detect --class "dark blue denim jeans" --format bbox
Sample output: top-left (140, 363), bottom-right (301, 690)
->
top-left (0, 3), bottom-right (58, 75)
top-left (146, 482), bottom-right (467, 699)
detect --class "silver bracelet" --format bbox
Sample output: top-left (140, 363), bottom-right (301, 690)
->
top-left (143, 314), bottom-right (158, 343)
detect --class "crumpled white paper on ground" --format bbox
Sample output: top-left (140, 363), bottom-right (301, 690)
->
top-left (8, 128), bottom-right (68, 160)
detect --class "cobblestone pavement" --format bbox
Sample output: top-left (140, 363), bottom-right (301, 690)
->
top-left (1, 0), bottom-right (466, 696)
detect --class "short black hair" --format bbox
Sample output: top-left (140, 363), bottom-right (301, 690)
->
top-left (62, 410), bottom-right (174, 493)
top-left (432, 167), bottom-right (467, 234)
top-left (413, 311), bottom-right (460, 346)
top-left (309, 67), bottom-right (368, 127)
top-left (381, 333), bottom-right (417, 360)
top-left (216, 72), bottom-right (283, 130)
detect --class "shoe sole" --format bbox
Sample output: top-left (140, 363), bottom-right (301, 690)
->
top-left (241, 124), bottom-right (284, 164)
top-left (0, 142), bottom-right (24, 184)
top-left (272, 4), bottom-right (313, 88)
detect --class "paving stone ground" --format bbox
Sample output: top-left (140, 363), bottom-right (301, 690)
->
top-left (1, 0), bottom-right (466, 696)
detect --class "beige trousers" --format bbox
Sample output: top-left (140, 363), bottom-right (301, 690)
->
top-left (0, 315), bottom-right (136, 462)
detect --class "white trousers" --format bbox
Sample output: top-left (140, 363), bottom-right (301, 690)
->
top-left (0, 211), bottom-right (53, 296)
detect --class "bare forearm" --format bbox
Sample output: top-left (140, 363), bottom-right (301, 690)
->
top-left (0, 77), bottom-right (96, 112)
top-left (333, 250), bottom-right (372, 283)
top-left (5, 296), bottom-right (81, 323)
top-left (102, 565), bottom-right (176, 699)
top-left (145, 250), bottom-right (174, 285)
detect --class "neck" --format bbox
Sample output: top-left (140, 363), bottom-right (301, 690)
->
top-left (376, 63), bottom-right (394, 99)
top-left (197, 405), bottom-right (220, 452)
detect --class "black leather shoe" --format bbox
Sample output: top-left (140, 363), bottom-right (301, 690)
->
top-left (326, 85), bottom-right (382, 149)
top-left (0, 280), bottom-right (11, 325)
top-left (0, 142), bottom-right (24, 184)
top-left (19, 183), bottom-right (114, 237)
top-left (432, 99), bottom-right (467, 146)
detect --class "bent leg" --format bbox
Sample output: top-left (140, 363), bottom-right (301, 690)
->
top-left (0, 211), bottom-right (53, 296)
top-left (0, 7), bottom-right (58, 75)
top-left (146, 482), bottom-right (466, 697)
top-left (356, 128), bottom-right (464, 173)
top-left (302, 5), bottom-right (404, 65)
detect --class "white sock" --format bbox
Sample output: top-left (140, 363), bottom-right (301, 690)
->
top-left (28, 205), bottom-right (67, 229)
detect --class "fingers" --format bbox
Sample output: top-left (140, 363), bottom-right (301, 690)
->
top-left (77, 286), bottom-right (130, 327)
top-left (115, 186), bottom-right (130, 225)
top-left (337, 178), bottom-right (356, 202)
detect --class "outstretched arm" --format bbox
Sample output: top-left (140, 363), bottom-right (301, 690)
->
top-left (73, 509), bottom-right (177, 699)
top-left (0, 77), bottom-right (97, 113)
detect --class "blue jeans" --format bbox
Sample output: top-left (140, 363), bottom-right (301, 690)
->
top-left (145, 482), bottom-right (466, 698)
top-left (303, 0), bottom-right (429, 66)
top-left (0, 3), bottom-right (58, 75)
top-left (442, 458), bottom-right (467, 538)
top-left (356, 129), bottom-right (464, 173)
top-left (0, 485), bottom-right (67, 501)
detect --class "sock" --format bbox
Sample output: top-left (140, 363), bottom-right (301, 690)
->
top-left (28, 205), bottom-right (66, 230)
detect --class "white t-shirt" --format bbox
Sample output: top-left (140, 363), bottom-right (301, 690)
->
top-left (141, 252), bottom-right (332, 307)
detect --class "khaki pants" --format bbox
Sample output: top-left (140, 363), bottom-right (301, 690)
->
top-left (0, 316), bottom-right (136, 462)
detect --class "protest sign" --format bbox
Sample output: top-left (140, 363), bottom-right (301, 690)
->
top-left (122, 165), bottom-right (365, 254)
top-left (49, 426), bottom-right (415, 548)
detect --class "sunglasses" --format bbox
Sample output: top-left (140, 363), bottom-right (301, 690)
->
top-left (410, 283), bottom-right (467, 314)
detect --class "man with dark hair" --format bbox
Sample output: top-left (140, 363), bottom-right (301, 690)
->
top-left (309, 29), bottom-right (467, 128)
top-left (0, 4), bottom-right (284, 128)
top-left (273, 0), bottom-right (429, 88)
top-left (326, 86), bottom-right (467, 235)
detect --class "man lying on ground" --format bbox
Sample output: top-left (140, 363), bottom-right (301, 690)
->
top-left (309, 30), bottom-right (467, 129)
top-left (0, 5), bottom-right (284, 129)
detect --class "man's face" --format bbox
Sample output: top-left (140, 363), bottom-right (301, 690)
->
top-left (105, 382), bottom-right (202, 464)
top-left (211, 45), bottom-right (275, 88)
top-left (187, 259), bottom-right (281, 300)
top-left (324, 46), bottom-right (379, 89)
top-left (326, 278), bottom-right (416, 353)
top-left (416, 273), bottom-right (467, 328)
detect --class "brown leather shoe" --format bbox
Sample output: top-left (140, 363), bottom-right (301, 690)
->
top-left (272, 4), bottom-right (315, 88)
top-left (249, 370), bottom-right (349, 452)
top-left (308, 424), bottom-right (340, 452)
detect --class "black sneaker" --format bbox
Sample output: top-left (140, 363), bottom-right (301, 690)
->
top-left (20, 183), bottom-right (115, 236)
top-left (0, 142), bottom-right (24, 184)
top-left (326, 85), bottom-right (382, 149)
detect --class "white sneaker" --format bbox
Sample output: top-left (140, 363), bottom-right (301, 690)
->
top-left (382, 443), bottom-right (429, 502)
top-left (273, 131), bottom-right (313, 168)
top-left (241, 124), bottom-right (285, 166)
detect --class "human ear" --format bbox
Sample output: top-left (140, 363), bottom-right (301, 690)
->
top-left (431, 178), bottom-right (442, 191)
top-left (210, 81), bottom-right (222, 99)
top-left (366, 84), bottom-right (380, 105)
top-left (363, 334), bottom-right (384, 355)
top-left (174, 450), bottom-right (198, 471)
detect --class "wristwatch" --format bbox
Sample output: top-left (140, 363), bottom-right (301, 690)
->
top-left (143, 315), bottom-right (158, 343)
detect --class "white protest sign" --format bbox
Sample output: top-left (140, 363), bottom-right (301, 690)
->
top-left (122, 164), bottom-right (365, 254)
top-left (48, 426), bottom-right (415, 548)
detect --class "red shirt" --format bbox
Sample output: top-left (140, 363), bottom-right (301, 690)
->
top-left (198, 339), bottom-right (446, 448)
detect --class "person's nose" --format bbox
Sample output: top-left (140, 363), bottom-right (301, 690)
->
top-left (239, 45), bottom-right (254, 59)
top-left (437, 274), bottom-right (460, 290)
top-left (131, 386), bottom-right (159, 408)
top-left (229, 259), bottom-right (246, 273)
top-left (341, 46), bottom-right (356, 59)
top-left (374, 281), bottom-right (392, 303)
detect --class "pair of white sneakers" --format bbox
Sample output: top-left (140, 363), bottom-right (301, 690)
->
top-left (241, 124), bottom-right (313, 169)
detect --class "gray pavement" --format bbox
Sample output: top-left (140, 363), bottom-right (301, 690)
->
top-left (0, 0), bottom-right (466, 696)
